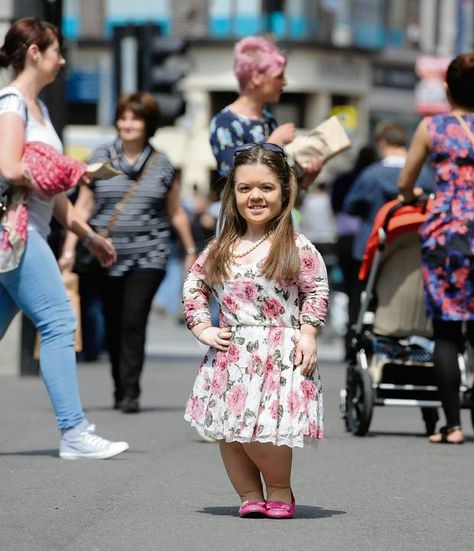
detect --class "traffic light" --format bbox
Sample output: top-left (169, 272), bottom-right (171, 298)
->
top-left (138, 25), bottom-right (188, 126)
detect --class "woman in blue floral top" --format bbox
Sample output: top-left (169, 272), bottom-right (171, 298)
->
top-left (210, 36), bottom-right (322, 189)
top-left (183, 144), bottom-right (328, 519)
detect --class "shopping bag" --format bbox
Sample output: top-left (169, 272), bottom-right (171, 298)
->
top-left (285, 116), bottom-right (351, 176)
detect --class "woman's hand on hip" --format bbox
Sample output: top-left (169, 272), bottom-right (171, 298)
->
top-left (197, 326), bottom-right (232, 351)
top-left (294, 333), bottom-right (318, 377)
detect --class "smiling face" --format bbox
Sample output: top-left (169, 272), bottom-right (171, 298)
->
top-left (234, 163), bottom-right (283, 232)
top-left (116, 108), bottom-right (147, 145)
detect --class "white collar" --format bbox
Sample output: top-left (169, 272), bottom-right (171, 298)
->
top-left (381, 155), bottom-right (406, 168)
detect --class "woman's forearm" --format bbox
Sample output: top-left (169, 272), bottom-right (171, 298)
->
top-left (53, 194), bottom-right (94, 240)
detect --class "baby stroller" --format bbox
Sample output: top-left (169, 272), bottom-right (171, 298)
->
top-left (340, 196), bottom-right (474, 436)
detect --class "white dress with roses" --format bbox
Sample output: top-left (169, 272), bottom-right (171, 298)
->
top-left (183, 233), bottom-right (329, 448)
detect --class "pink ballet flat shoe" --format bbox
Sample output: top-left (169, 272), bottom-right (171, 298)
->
top-left (266, 492), bottom-right (296, 519)
top-left (238, 501), bottom-right (267, 518)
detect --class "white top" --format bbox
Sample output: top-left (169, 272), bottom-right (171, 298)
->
top-left (0, 86), bottom-right (63, 238)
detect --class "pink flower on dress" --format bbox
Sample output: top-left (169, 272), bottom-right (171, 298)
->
top-left (215, 353), bottom-right (228, 371)
top-left (188, 396), bottom-right (204, 422)
top-left (232, 280), bottom-right (258, 302)
top-left (192, 260), bottom-right (206, 277)
top-left (298, 275), bottom-right (316, 293)
top-left (268, 327), bottom-right (284, 348)
top-left (301, 300), bottom-right (326, 319)
top-left (211, 368), bottom-right (227, 396)
top-left (249, 353), bottom-right (262, 375)
top-left (262, 298), bottom-right (284, 319)
top-left (203, 371), bottom-right (211, 391)
top-left (270, 400), bottom-right (280, 419)
top-left (222, 294), bottom-right (239, 313)
top-left (300, 250), bottom-right (317, 275)
top-left (265, 369), bottom-right (281, 393)
top-left (227, 343), bottom-right (240, 363)
top-left (300, 379), bottom-right (317, 401)
top-left (226, 384), bottom-right (247, 416)
top-left (262, 355), bottom-right (274, 376)
top-left (287, 390), bottom-right (301, 417)
top-left (307, 421), bottom-right (321, 438)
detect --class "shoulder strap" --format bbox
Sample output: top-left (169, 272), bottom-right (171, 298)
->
top-left (99, 150), bottom-right (160, 238)
top-left (454, 113), bottom-right (474, 148)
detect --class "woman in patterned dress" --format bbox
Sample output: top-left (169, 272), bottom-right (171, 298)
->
top-left (398, 53), bottom-right (474, 444)
top-left (183, 143), bottom-right (329, 518)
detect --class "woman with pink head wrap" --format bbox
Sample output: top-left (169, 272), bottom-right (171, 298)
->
top-left (210, 35), bottom-right (322, 189)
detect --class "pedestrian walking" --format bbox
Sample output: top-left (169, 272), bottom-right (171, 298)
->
top-left (210, 35), bottom-right (322, 189)
top-left (61, 92), bottom-right (196, 413)
top-left (183, 143), bottom-right (329, 518)
top-left (342, 121), bottom-right (435, 361)
top-left (398, 52), bottom-right (474, 445)
top-left (330, 145), bottom-right (378, 359)
top-left (0, 17), bottom-right (129, 459)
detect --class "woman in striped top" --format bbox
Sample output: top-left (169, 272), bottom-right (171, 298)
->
top-left (61, 92), bottom-right (196, 413)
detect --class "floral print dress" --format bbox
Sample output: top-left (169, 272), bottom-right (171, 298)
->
top-left (183, 234), bottom-right (329, 448)
top-left (421, 114), bottom-right (474, 320)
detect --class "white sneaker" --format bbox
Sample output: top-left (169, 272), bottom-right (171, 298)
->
top-left (60, 420), bottom-right (129, 460)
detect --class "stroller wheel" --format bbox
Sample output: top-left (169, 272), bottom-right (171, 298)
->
top-left (346, 366), bottom-right (373, 436)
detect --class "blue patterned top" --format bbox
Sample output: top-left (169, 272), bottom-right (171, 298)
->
top-left (210, 106), bottom-right (277, 177)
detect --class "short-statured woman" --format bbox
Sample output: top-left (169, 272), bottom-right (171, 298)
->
top-left (0, 17), bottom-right (129, 459)
top-left (61, 92), bottom-right (196, 413)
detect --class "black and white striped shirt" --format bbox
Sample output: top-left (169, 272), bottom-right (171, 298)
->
top-left (88, 141), bottom-right (176, 277)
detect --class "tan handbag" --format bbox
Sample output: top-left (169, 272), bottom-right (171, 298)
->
top-left (285, 116), bottom-right (351, 176)
top-left (34, 271), bottom-right (83, 358)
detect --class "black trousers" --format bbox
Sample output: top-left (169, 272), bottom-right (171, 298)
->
top-left (432, 319), bottom-right (474, 428)
top-left (99, 269), bottom-right (165, 402)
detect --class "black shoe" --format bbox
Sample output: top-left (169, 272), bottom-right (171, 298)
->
top-left (120, 397), bottom-right (140, 414)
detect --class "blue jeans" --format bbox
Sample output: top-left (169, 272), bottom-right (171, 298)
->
top-left (0, 229), bottom-right (84, 430)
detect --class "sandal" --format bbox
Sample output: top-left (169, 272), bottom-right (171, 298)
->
top-left (429, 425), bottom-right (464, 445)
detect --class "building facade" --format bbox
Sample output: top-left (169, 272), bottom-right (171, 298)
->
top-left (2, 0), bottom-right (473, 188)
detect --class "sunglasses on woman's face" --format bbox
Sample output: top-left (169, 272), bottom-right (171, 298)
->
top-left (233, 142), bottom-right (285, 159)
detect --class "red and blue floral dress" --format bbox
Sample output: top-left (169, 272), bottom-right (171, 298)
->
top-left (183, 234), bottom-right (329, 448)
top-left (421, 114), bottom-right (474, 320)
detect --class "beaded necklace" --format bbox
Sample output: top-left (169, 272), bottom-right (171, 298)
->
top-left (231, 233), bottom-right (270, 259)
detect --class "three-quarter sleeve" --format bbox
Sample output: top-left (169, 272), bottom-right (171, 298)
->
top-left (182, 247), bottom-right (213, 329)
top-left (296, 235), bottom-right (329, 328)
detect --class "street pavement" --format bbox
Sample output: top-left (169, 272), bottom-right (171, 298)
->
top-left (1, 311), bottom-right (474, 551)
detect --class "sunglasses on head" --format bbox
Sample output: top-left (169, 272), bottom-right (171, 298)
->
top-left (233, 142), bottom-right (286, 160)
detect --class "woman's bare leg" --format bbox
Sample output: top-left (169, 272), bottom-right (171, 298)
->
top-left (243, 441), bottom-right (293, 503)
top-left (219, 440), bottom-right (264, 502)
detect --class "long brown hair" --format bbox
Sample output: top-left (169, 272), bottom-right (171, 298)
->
top-left (0, 17), bottom-right (62, 74)
top-left (204, 145), bottom-right (300, 285)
